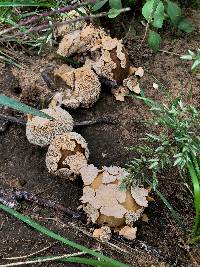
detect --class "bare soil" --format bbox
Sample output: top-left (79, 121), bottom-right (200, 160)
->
top-left (0, 9), bottom-right (200, 267)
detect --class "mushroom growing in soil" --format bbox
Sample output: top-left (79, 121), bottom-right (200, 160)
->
top-left (57, 24), bottom-right (129, 84)
top-left (54, 64), bottom-right (101, 108)
top-left (46, 132), bottom-right (89, 181)
top-left (26, 106), bottom-right (73, 147)
top-left (80, 165), bottom-right (148, 239)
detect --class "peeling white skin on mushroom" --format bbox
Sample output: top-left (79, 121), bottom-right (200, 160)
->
top-left (119, 226), bottom-right (137, 240)
top-left (131, 187), bottom-right (149, 207)
top-left (46, 132), bottom-right (89, 180)
top-left (80, 186), bottom-right (95, 203)
top-left (80, 164), bottom-right (99, 185)
top-left (26, 107), bottom-right (73, 147)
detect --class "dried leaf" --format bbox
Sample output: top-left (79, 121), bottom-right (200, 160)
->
top-left (111, 86), bottom-right (129, 102)
top-left (135, 67), bottom-right (144, 77)
top-left (129, 66), bottom-right (138, 75)
top-left (132, 83), bottom-right (140, 94)
top-left (93, 226), bottom-right (111, 242)
top-left (142, 213), bottom-right (149, 223)
top-left (119, 226), bottom-right (137, 240)
top-left (153, 82), bottom-right (159, 89)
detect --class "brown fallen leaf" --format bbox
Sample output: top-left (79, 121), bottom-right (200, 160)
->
top-left (132, 83), bottom-right (140, 94)
top-left (153, 82), bottom-right (159, 89)
top-left (135, 67), bottom-right (144, 77)
top-left (129, 66), bottom-right (138, 75)
top-left (111, 86), bottom-right (129, 101)
top-left (119, 226), bottom-right (137, 240)
top-left (142, 213), bottom-right (149, 223)
top-left (93, 226), bottom-right (111, 242)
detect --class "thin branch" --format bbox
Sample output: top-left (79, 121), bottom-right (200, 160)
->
top-left (1, 252), bottom-right (86, 267)
top-left (8, 8), bottom-right (131, 37)
top-left (0, 0), bottom-right (96, 36)
top-left (74, 118), bottom-right (113, 127)
top-left (0, 114), bottom-right (26, 125)
top-left (138, 21), bottom-right (149, 49)
top-left (159, 50), bottom-right (180, 57)
top-left (0, 189), bottom-right (86, 221)
top-left (2, 244), bottom-right (55, 260)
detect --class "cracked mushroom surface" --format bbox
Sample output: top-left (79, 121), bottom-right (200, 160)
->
top-left (57, 24), bottom-right (129, 83)
top-left (80, 165), bottom-right (148, 230)
top-left (46, 132), bottom-right (89, 180)
top-left (54, 64), bottom-right (101, 108)
top-left (89, 35), bottom-right (129, 83)
top-left (26, 107), bottom-right (73, 147)
top-left (57, 24), bottom-right (107, 57)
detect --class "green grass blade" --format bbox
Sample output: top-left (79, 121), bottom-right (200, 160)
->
top-left (187, 163), bottom-right (200, 237)
top-left (0, 2), bottom-right (52, 7)
top-left (0, 203), bottom-right (130, 267)
top-left (60, 256), bottom-right (108, 266)
top-left (0, 94), bottom-right (53, 120)
top-left (146, 179), bottom-right (187, 232)
top-left (0, 254), bottom-right (106, 267)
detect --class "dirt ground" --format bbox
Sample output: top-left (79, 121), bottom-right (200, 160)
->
top-left (0, 9), bottom-right (200, 267)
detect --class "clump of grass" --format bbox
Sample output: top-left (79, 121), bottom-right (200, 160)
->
top-left (123, 91), bottom-right (200, 244)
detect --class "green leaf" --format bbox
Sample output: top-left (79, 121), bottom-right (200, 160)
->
top-left (92, 0), bottom-right (108, 11)
top-left (191, 60), bottom-right (200, 71)
top-left (142, 0), bottom-right (154, 21)
top-left (166, 0), bottom-right (182, 26)
top-left (153, 2), bottom-right (165, 28)
top-left (108, 8), bottom-right (121, 18)
top-left (109, 0), bottom-right (122, 9)
top-left (0, 94), bottom-right (53, 120)
top-left (0, 1), bottom-right (52, 7)
top-left (0, 203), bottom-right (130, 267)
top-left (148, 31), bottom-right (161, 52)
top-left (180, 54), bottom-right (193, 60)
top-left (177, 19), bottom-right (194, 33)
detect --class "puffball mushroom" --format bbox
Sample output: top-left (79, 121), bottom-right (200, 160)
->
top-left (46, 132), bottom-right (89, 181)
top-left (54, 64), bottom-right (101, 108)
top-left (88, 35), bottom-right (129, 83)
top-left (26, 107), bottom-right (73, 147)
top-left (57, 24), bottom-right (129, 84)
top-left (57, 24), bottom-right (106, 57)
top-left (80, 165), bottom-right (148, 230)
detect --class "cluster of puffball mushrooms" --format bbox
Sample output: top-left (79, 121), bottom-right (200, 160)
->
top-left (25, 22), bottom-right (148, 241)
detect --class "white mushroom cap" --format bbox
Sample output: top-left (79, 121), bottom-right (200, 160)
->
top-left (54, 64), bottom-right (101, 108)
top-left (46, 132), bottom-right (89, 181)
top-left (26, 107), bottom-right (73, 147)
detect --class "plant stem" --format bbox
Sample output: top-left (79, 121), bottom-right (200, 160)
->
top-left (0, 0), bottom-right (96, 36)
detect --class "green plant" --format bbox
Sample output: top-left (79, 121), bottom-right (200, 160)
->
top-left (142, 0), bottom-right (193, 51)
top-left (92, 0), bottom-right (123, 18)
top-left (0, 94), bottom-right (53, 119)
top-left (180, 49), bottom-right (200, 73)
top-left (0, 203), bottom-right (130, 267)
top-left (123, 93), bottom-right (200, 243)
